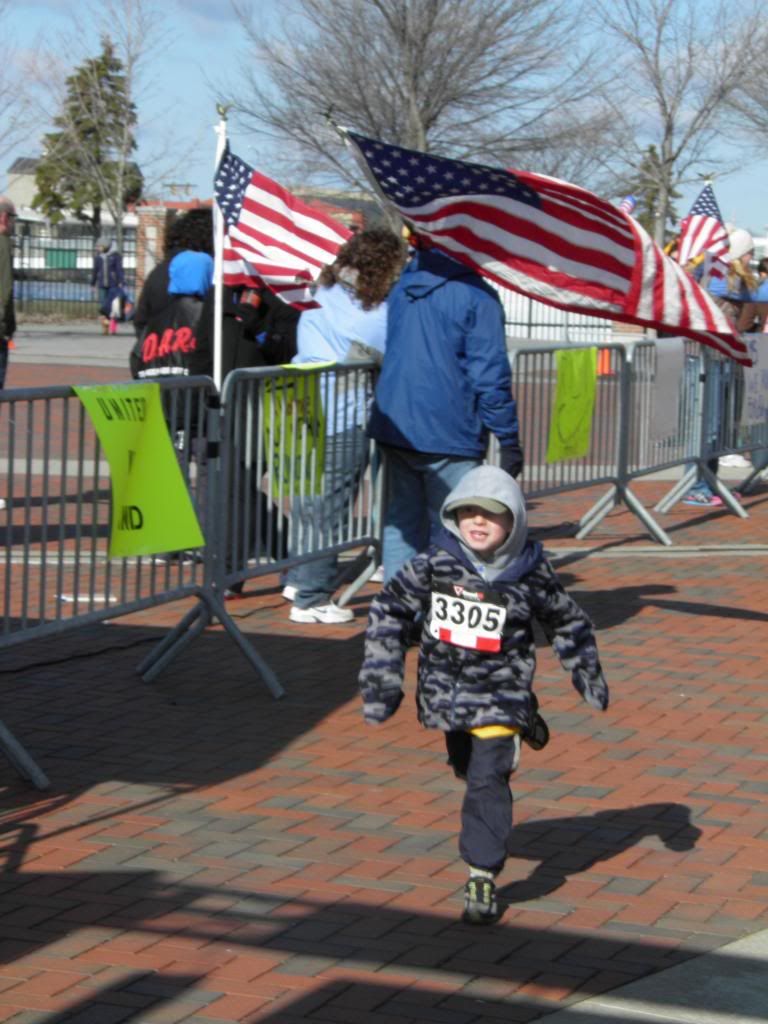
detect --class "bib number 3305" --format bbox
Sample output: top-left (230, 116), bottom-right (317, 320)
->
top-left (429, 582), bottom-right (506, 652)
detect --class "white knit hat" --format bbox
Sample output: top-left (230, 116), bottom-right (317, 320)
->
top-left (728, 228), bottom-right (754, 260)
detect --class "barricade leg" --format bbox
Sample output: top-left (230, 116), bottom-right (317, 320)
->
top-left (138, 599), bottom-right (210, 682)
top-left (577, 485), bottom-right (617, 535)
top-left (620, 485), bottom-right (673, 545)
top-left (202, 592), bottom-right (285, 700)
top-left (655, 465), bottom-right (699, 513)
top-left (0, 719), bottom-right (50, 790)
top-left (702, 466), bottom-right (748, 519)
top-left (336, 544), bottom-right (381, 609)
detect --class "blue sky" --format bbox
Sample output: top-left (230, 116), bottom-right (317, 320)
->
top-left (7, 1), bottom-right (768, 239)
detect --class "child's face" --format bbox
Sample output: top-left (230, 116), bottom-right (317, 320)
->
top-left (456, 505), bottom-right (513, 557)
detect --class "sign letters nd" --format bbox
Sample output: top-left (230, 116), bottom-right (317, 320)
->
top-left (74, 383), bottom-right (204, 558)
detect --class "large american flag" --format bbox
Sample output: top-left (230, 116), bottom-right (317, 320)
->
top-left (214, 144), bottom-right (351, 309)
top-left (676, 184), bottom-right (729, 269)
top-left (345, 131), bottom-right (748, 364)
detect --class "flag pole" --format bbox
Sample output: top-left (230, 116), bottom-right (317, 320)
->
top-left (212, 104), bottom-right (231, 391)
top-left (326, 114), bottom-right (403, 229)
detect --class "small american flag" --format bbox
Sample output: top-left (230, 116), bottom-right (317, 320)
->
top-left (214, 144), bottom-right (351, 309)
top-left (345, 131), bottom-right (748, 364)
top-left (676, 184), bottom-right (729, 269)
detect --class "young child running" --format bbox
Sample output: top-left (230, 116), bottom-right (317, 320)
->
top-left (359, 465), bottom-right (608, 924)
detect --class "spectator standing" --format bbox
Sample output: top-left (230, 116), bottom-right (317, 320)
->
top-left (0, 196), bottom-right (16, 391)
top-left (683, 227), bottom-right (755, 505)
top-left (91, 236), bottom-right (125, 335)
top-left (133, 209), bottom-right (213, 339)
top-left (359, 465), bottom-right (608, 924)
top-left (287, 227), bottom-right (405, 624)
top-left (368, 238), bottom-right (523, 581)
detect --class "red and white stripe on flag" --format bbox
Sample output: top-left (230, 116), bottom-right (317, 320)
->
top-left (215, 146), bottom-right (351, 309)
top-left (345, 132), bottom-right (749, 365)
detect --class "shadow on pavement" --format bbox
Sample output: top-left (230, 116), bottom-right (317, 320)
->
top-left (500, 803), bottom-right (701, 905)
top-left (0, 824), bottom-right (756, 1024)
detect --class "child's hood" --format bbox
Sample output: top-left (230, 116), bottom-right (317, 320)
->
top-left (440, 465), bottom-right (534, 580)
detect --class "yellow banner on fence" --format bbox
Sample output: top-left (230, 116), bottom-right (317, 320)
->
top-left (262, 366), bottom-right (330, 499)
top-left (74, 383), bottom-right (204, 558)
top-left (546, 347), bottom-right (598, 463)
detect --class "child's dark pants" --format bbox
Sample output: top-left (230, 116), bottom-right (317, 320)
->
top-left (445, 731), bottom-right (519, 875)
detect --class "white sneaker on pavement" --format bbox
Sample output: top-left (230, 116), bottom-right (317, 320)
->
top-left (719, 454), bottom-right (751, 468)
top-left (281, 584), bottom-right (297, 602)
top-left (0, 498), bottom-right (5, 511)
top-left (289, 601), bottom-right (354, 624)
top-left (370, 565), bottom-right (385, 583)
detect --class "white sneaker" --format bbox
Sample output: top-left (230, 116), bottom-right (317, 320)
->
top-left (281, 584), bottom-right (297, 602)
top-left (719, 454), bottom-right (751, 468)
top-left (289, 602), bottom-right (354, 624)
top-left (0, 498), bottom-right (5, 511)
top-left (370, 565), bottom-right (385, 583)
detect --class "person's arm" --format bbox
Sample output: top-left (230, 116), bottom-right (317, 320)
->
top-left (529, 558), bottom-right (609, 710)
top-left (464, 288), bottom-right (523, 475)
top-left (0, 237), bottom-right (14, 338)
top-left (359, 553), bottom-right (431, 723)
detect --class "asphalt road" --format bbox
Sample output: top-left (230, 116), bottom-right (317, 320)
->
top-left (13, 320), bottom-right (135, 367)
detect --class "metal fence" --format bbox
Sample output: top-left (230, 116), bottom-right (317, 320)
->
top-left (2, 344), bottom-right (765, 787)
top-left (500, 290), bottom-right (613, 343)
top-left (13, 227), bottom-right (137, 318)
top-left (218, 363), bottom-right (382, 601)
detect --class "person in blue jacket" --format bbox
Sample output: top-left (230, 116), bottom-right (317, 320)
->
top-left (368, 234), bottom-right (523, 581)
top-left (91, 236), bottom-right (125, 334)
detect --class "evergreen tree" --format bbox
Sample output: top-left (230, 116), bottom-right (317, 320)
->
top-left (33, 38), bottom-right (143, 245)
top-left (625, 145), bottom-right (681, 243)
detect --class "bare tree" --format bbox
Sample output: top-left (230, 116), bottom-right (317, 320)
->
top-left (226, 0), bottom-right (619, 192)
top-left (23, 0), bottom-right (200, 242)
top-left (0, 0), bottom-right (30, 163)
top-left (591, 0), bottom-right (768, 242)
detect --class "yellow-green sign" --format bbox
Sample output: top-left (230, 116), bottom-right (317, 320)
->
top-left (546, 347), bottom-right (598, 463)
top-left (261, 365), bottom-right (330, 499)
top-left (75, 383), bottom-right (205, 558)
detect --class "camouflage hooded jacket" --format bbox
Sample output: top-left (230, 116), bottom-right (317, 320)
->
top-left (359, 533), bottom-right (608, 731)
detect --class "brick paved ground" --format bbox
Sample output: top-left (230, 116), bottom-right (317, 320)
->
top-left (2, 471), bottom-right (767, 1023)
top-left (2, 354), bottom-right (768, 1022)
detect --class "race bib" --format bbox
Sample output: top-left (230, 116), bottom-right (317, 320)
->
top-left (429, 582), bottom-right (506, 652)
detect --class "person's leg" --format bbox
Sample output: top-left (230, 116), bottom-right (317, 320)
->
top-left (457, 732), bottom-right (520, 924)
top-left (0, 337), bottom-right (8, 389)
top-left (381, 448), bottom-right (480, 582)
top-left (423, 454), bottom-right (482, 545)
top-left (458, 734), bottom-right (519, 874)
top-left (291, 426), bottom-right (367, 615)
top-left (381, 446), bottom-right (431, 582)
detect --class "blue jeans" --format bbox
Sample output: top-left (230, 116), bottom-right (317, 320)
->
top-left (290, 426), bottom-right (368, 608)
top-left (380, 445), bottom-right (481, 582)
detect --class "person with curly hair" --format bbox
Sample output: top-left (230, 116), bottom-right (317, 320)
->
top-left (286, 226), bottom-right (406, 624)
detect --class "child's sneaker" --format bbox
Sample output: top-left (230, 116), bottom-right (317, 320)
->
top-left (462, 875), bottom-right (501, 925)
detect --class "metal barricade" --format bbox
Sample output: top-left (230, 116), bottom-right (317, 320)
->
top-left (218, 362), bottom-right (383, 604)
top-left (501, 340), bottom-right (674, 544)
top-left (0, 376), bottom-right (218, 787)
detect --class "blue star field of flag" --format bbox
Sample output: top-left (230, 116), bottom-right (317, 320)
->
top-left (348, 131), bottom-right (542, 211)
top-left (214, 145), bottom-right (253, 229)
top-left (688, 184), bottom-right (724, 223)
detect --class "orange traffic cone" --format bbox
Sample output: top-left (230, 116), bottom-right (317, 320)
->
top-left (597, 348), bottom-right (613, 376)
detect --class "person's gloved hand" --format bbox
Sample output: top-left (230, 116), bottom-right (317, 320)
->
top-left (572, 667), bottom-right (609, 710)
top-left (499, 444), bottom-right (524, 479)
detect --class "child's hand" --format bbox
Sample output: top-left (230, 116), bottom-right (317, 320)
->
top-left (362, 690), bottom-right (404, 724)
top-left (572, 667), bottom-right (609, 710)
